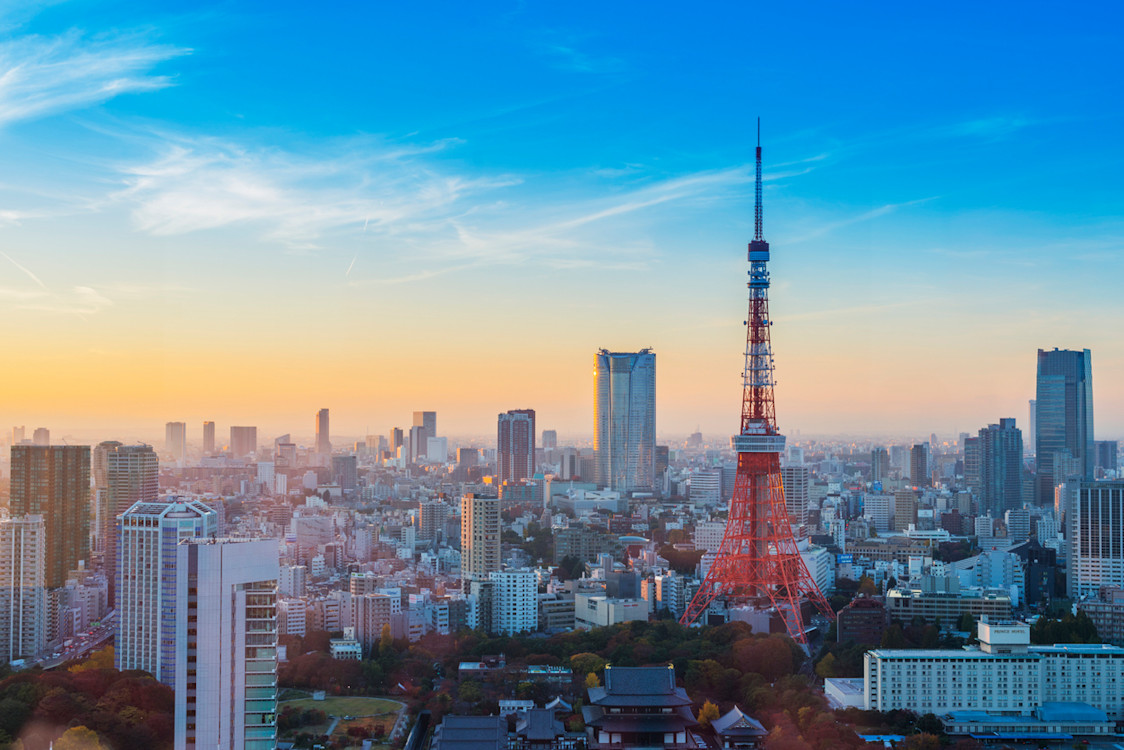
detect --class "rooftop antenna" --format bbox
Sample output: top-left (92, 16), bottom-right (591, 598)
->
top-left (754, 117), bottom-right (763, 242)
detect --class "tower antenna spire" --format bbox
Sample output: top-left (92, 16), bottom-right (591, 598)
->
top-left (754, 117), bottom-right (763, 242)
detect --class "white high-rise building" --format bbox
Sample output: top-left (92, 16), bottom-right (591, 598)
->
top-left (689, 469), bottom-right (722, 507)
top-left (594, 348), bottom-right (656, 493)
top-left (0, 516), bottom-right (46, 664)
top-left (693, 520), bottom-right (727, 553)
top-left (781, 465), bottom-right (811, 529)
top-left (279, 565), bottom-right (307, 598)
top-left (461, 494), bottom-right (500, 580)
top-left (165, 422), bottom-right (187, 465)
top-left (116, 499), bottom-right (218, 685)
top-left (490, 569), bottom-right (536, 636)
top-left (864, 494), bottom-right (893, 532)
top-left (1067, 481), bottom-right (1124, 600)
top-left (174, 538), bottom-right (279, 750)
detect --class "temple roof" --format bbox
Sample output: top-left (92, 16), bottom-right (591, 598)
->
top-left (588, 666), bottom-right (693, 707)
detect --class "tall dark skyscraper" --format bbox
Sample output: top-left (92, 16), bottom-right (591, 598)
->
top-left (411, 411), bottom-right (437, 462)
top-left (871, 447), bottom-right (889, 482)
top-left (594, 349), bottom-right (656, 492)
top-left (977, 419), bottom-right (1023, 519)
top-left (316, 408), bottom-right (330, 455)
top-left (910, 443), bottom-right (929, 487)
top-left (1036, 348), bottom-right (1094, 505)
top-left (497, 409), bottom-right (535, 483)
top-left (10, 445), bottom-right (91, 589)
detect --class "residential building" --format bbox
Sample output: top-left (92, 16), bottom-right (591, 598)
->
top-left (498, 409), bottom-right (536, 483)
top-left (1067, 480), bottom-right (1124, 600)
top-left (781, 465), bottom-right (810, 529)
top-left (977, 419), bottom-right (1023, 519)
top-left (10, 445), bottom-right (91, 589)
top-left (116, 499), bottom-right (218, 685)
top-left (1077, 587), bottom-right (1124, 646)
top-left (97, 444), bottom-right (159, 606)
top-left (1036, 348), bottom-right (1094, 504)
top-left (490, 570), bottom-right (536, 635)
top-left (594, 349), bottom-right (656, 493)
top-left (0, 516), bottom-right (46, 663)
top-left (871, 448), bottom-right (889, 482)
top-left (461, 494), bottom-right (500, 580)
top-left (173, 538), bottom-right (278, 750)
top-left (690, 469), bottom-right (722, 507)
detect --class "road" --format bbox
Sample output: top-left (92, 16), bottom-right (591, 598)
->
top-left (35, 611), bottom-right (117, 671)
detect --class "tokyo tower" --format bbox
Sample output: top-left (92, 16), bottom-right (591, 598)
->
top-left (680, 122), bottom-right (833, 647)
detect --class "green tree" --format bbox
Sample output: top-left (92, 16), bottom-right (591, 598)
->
top-left (857, 575), bottom-right (878, 596)
top-left (880, 624), bottom-right (906, 649)
top-left (957, 612), bottom-right (976, 634)
top-left (378, 624), bottom-right (394, 659)
top-left (814, 653), bottom-right (837, 679)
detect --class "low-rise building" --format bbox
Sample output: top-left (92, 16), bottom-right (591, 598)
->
top-left (864, 619), bottom-right (1124, 727)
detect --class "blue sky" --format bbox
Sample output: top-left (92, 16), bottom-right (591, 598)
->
top-left (1, 1), bottom-right (1122, 440)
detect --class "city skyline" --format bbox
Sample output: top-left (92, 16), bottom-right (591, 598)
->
top-left (1, 3), bottom-right (1123, 438)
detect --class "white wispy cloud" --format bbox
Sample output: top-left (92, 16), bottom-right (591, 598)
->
top-left (118, 136), bottom-right (519, 249)
top-left (786, 197), bottom-right (937, 244)
top-left (0, 28), bottom-right (188, 127)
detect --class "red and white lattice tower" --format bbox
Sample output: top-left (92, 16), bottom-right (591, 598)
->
top-left (680, 122), bottom-right (833, 647)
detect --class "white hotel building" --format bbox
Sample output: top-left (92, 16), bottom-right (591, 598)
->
top-left (863, 619), bottom-right (1124, 735)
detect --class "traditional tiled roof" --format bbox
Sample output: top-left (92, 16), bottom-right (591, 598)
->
top-left (587, 666), bottom-right (693, 707)
top-left (432, 715), bottom-right (507, 750)
top-left (711, 706), bottom-right (767, 737)
top-left (516, 708), bottom-right (565, 740)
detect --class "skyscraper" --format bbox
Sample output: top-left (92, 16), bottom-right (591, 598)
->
top-left (1066, 480), bottom-right (1124, 600)
top-left (10, 426), bottom-right (24, 445)
top-left (1027, 400), bottom-right (1036, 456)
top-left (165, 422), bottom-right (186, 464)
top-left (461, 494), bottom-right (500, 581)
top-left (230, 426), bottom-right (258, 458)
top-left (410, 411), bottom-right (437, 462)
top-left (871, 447), bottom-right (889, 482)
top-left (203, 421), bottom-right (216, 455)
top-left (593, 348), bottom-right (656, 493)
top-left (541, 429), bottom-right (558, 451)
top-left (116, 499), bottom-right (218, 685)
top-left (909, 443), bottom-right (929, 487)
top-left (977, 419), bottom-right (1024, 519)
top-left (497, 409), bottom-right (535, 483)
top-left (174, 538), bottom-right (278, 750)
top-left (10, 445), bottom-right (90, 589)
top-left (1036, 348), bottom-right (1094, 505)
top-left (0, 515), bottom-right (46, 663)
top-left (32, 428), bottom-right (49, 446)
top-left (316, 408), bottom-right (330, 455)
top-left (781, 465), bottom-right (810, 530)
top-left (98, 444), bottom-right (159, 607)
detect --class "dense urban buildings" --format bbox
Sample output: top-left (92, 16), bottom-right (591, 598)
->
top-left (1036, 347), bottom-right (1094, 505)
top-left (593, 349), bottom-right (656, 493)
